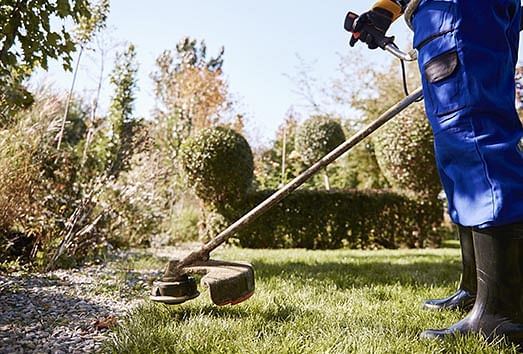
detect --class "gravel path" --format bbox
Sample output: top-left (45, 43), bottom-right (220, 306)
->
top-left (0, 251), bottom-right (171, 354)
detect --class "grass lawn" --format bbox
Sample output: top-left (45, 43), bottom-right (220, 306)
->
top-left (103, 245), bottom-right (520, 354)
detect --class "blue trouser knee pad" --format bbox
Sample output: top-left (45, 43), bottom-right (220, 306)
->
top-left (412, 0), bottom-right (523, 227)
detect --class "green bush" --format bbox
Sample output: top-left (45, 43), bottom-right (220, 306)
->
top-left (330, 138), bottom-right (390, 190)
top-left (0, 91), bottom-right (106, 268)
top-left (180, 126), bottom-right (254, 207)
top-left (0, 71), bottom-right (141, 269)
top-left (372, 101), bottom-right (441, 199)
top-left (199, 209), bottom-right (229, 242)
top-left (222, 189), bottom-right (443, 249)
top-left (348, 62), bottom-right (440, 199)
top-left (295, 116), bottom-right (346, 165)
top-left (168, 206), bottom-right (201, 245)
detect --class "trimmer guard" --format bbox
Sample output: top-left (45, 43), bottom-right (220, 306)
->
top-left (151, 260), bottom-right (255, 306)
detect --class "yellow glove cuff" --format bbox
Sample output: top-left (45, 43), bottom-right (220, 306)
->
top-left (372, 0), bottom-right (402, 21)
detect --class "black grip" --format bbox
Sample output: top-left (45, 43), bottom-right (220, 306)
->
top-left (344, 11), bottom-right (395, 49)
top-left (344, 11), bottom-right (359, 32)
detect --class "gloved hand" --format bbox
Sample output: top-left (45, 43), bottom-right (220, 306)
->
top-left (349, 8), bottom-right (394, 49)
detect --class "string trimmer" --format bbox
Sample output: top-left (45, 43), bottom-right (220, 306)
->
top-left (150, 11), bottom-right (422, 306)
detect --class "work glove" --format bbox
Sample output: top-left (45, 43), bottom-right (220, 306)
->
top-left (349, 8), bottom-right (394, 49)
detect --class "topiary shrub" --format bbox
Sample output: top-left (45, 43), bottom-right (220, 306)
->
top-left (220, 189), bottom-right (443, 249)
top-left (179, 122), bottom-right (444, 250)
top-left (295, 116), bottom-right (346, 165)
top-left (372, 102), bottom-right (441, 199)
top-left (180, 126), bottom-right (254, 208)
top-left (295, 116), bottom-right (346, 189)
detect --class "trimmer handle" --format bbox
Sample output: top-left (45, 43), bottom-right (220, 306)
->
top-left (344, 11), bottom-right (395, 49)
top-left (344, 11), bottom-right (417, 62)
top-left (344, 11), bottom-right (359, 32)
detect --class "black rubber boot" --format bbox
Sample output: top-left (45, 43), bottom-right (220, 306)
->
top-left (423, 226), bottom-right (476, 311)
top-left (421, 224), bottom-right (523, 347)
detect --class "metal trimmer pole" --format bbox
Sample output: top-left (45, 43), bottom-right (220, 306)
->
top-left (172, 87), bottom-right (424, 273)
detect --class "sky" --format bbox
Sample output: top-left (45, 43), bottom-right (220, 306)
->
top-left (32, 1), bottom-right (523, 146)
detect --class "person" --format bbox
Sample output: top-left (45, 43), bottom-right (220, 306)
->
top-left (422, 226), bottom-right (475, 312)
top-left (349, 0), bottom-right (523, 346)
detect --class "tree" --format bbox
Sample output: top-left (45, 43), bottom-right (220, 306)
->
top-left (143, 38), bottom-right (237, 244)
top-left (106, 43), bottom-right (139, 179)
top-left (255, 111), bottom-right (304, 189)
top-left (0, 73), bottom-right (33, 127)
top-left (0, 0), bottom-right (91, 74)
top-left (0, 0), bottom-right (97, 121)
top-left (151, 37), bottom-right (228, 155)
top-left (56, 0), bottom-right (110, 150)
top-left (47, 43), bottom-right (141, 269)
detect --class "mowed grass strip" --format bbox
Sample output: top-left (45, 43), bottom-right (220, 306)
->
top-left (103, 247), bottom-right (520, 354)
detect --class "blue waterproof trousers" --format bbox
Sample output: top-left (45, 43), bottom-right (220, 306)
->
top-left (412, 0), bottom-right (523, 228)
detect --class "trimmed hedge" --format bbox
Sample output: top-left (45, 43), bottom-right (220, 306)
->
top-left (221, 189), bottom-right (443, 249)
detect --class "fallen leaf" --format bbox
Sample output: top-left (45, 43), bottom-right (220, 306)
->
top-left (93, 315), bottom-right (117, 330)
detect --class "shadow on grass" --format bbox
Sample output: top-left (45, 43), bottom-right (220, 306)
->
top-left (147, 256), bottom-right (463, 321)
top-left (164, 302), bottom-right (306, 323)
top-left (251, 258), bottom-right (462, 289)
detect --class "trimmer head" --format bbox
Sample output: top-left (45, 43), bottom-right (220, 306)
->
top-left (150, 260), bottom-right (255, 306)
top-left (150, 274), bottom-right (200, 305)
